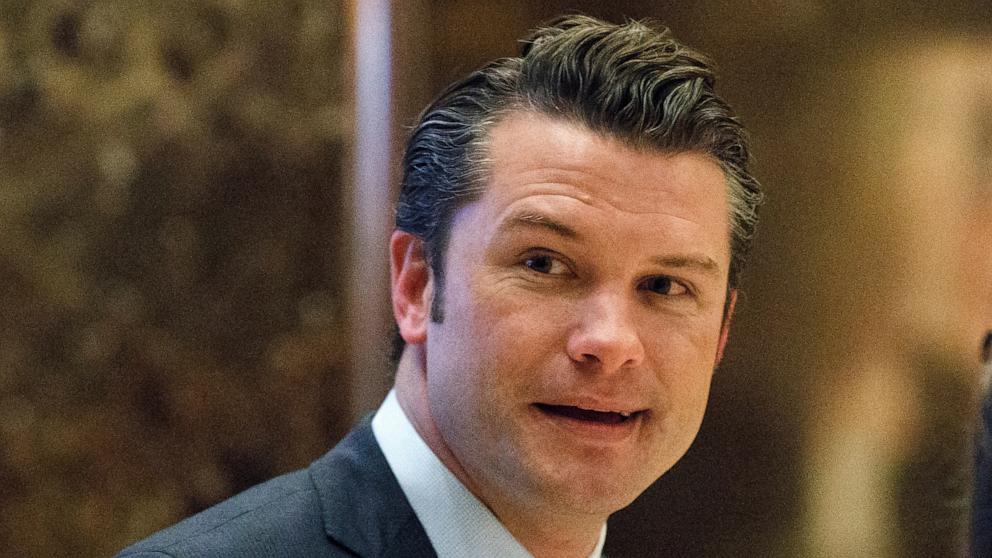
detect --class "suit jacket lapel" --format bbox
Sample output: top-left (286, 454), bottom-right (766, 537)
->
top-left (309, 416), bottom-right (437, 557)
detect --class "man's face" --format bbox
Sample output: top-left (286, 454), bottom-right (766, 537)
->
top-left (423, 111), bottom-right (733, 516)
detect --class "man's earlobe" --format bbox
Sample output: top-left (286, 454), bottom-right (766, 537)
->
top-left (715, 288), bottom-right (738, 365)
top-left (390, 231), bottom-right (432, 345)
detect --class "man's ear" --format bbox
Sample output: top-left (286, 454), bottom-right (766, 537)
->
top-left (390, 230), bottom-right (432, 345)
top-left (715, 288), bottom-right (737, 365)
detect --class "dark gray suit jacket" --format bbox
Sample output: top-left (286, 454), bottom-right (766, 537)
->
top-left (973, 385), bottom-right (992, 557)
top-left (116, 417), bottom-right (437, 557)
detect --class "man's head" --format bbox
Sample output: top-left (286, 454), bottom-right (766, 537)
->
top-left (395, 15), bottom-right (762, 324)
top-left (388, 14), bottom-right (763, 546)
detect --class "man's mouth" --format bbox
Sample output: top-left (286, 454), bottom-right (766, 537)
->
top-left (533, 403), bottom-right (643, 424)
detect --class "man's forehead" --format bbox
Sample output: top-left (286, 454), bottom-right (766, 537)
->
top-left (483, 111), bottom-right (724, 186)
top-left (484, 109), bottom-right (710, 162)
top-left (478, 115), bottom-right (727, 218)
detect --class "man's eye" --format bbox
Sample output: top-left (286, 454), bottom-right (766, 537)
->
top-left (524, 255), bottom-right (568, 275)
top-left (642, 276), bottom-right (688, 296)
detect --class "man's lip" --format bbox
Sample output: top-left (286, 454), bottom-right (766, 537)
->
top-left (532, 402), bottom-right (647, 423)
top-left (533, 400), bottom-right (647, 415)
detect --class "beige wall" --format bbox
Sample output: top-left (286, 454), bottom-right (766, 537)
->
top-left (802, 37), bottom-right (992, 557)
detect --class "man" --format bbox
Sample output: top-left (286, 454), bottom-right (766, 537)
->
top-left (118, 15), bottom-right (762, 558)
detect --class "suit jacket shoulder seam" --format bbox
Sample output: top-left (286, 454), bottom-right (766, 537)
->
top-left (144, 481), bottom-right (311, 554)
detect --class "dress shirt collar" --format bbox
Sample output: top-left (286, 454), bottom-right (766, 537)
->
top-left (372, 389), bottom-right (607, 558)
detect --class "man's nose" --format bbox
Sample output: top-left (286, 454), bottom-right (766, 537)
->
top-left (565, 291), bottom-right (646, 373)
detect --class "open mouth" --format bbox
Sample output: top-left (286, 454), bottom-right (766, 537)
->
top-left (534, 403), bottom-right (642, 425)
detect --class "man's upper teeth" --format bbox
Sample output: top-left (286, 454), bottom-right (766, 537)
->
top-left (578, 406), bottom-right (632, 417)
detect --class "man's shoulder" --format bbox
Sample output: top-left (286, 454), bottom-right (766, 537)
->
top-left (116, 417), bottom-right (435, 558)
top-left (115, 468), bottom-right (341, 557)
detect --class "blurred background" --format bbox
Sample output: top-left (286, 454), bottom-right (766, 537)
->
top-left (1, 1), bottom-right (991, 556)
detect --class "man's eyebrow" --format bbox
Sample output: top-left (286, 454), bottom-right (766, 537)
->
top-left (497, 211), bottom-right (579, 238)
top-left (498, 212), bottom-right (723, 276)
top-left (651, 254), bottom-right (722, 277)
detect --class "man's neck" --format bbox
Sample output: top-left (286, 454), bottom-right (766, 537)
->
top-left (393, 348), bottom-right (607, 558)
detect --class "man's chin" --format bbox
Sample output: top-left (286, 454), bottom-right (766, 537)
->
top-left (538, 480), bottom-right (646, 517)
top-left (520, 456), bottom-right (662, 517)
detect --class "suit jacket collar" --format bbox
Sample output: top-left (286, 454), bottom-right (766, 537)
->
top-left (309, 416), bottom-right (437, 557)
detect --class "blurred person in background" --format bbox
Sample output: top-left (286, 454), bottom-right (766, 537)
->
top-left (116, 15), bottom-right (762, 558)
top-left (973, 331), bottom-right (992, 557)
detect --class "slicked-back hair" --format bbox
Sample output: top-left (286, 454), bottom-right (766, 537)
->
top-left (395, 15), bottom-right (763, 337)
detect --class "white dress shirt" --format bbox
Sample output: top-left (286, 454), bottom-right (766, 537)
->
top-left (372, 389), bottom-right (607, 558)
